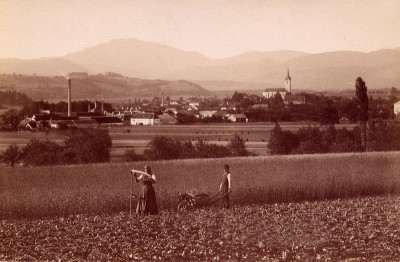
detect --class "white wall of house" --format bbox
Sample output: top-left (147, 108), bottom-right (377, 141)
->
top-left (394, 101), bottom-right (400, 115)
top-left (130, 118), bottom-right (160, 125)
top-left (227, 114), bottom-right (248, 122)
top-left (263, 91), bottom-right (287, 99)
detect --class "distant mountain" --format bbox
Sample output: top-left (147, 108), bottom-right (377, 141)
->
top-left (0, 38), bottom-right (399, 92)
top-left (64, 38), bottom-right (211, 79)
top-left (214, 50), bottom-right (307, 65)
top-left (0, 58), bottom-right (91, 76)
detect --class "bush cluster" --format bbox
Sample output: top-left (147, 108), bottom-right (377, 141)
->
top-left (268, 121), bottom-right (400, 155)
top-left (1, 129), bottom-right (112, 166)
top-left (125, 134), bottom-right (251, 162)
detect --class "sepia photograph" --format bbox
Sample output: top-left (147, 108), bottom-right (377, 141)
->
top-left (0, 0), bottom-right (399, 260)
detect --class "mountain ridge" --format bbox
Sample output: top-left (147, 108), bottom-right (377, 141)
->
top-left (0, 38), bottom-right (399, 92)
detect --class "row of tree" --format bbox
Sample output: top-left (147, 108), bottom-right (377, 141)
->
top-left (268, 77), bottom-right (400, 155)
top-left (124, 134), bottom-right (251, 162)
top-left (268, 121), bottom-right (400, 155)
top-left (0, 129), bottom-right (112, 166)
top-left (1, 131), bottom-right (250, 166)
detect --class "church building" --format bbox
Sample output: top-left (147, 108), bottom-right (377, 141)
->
top-left (262, 69), bottom-right (292, 99)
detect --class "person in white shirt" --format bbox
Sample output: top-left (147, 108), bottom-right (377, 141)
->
top-left (219, 164), bottom-right (232, 209)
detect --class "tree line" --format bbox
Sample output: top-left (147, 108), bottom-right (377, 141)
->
top-left (124, 134), bottom-right (251, 162)
top-left (1, 131), bottom-right (250, 166)
top-left (0, 129), bottom-right (112, 166)
top-left (268, 77), bottom-right (400, 155)
top-left (268, 121), bottom-right (400, 155)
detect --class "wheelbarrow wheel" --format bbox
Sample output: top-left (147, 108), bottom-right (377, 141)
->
top-left (177, 202), bottom-right (193, 213)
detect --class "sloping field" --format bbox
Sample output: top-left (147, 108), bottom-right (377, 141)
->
top-left (1, 151), bottom-right (399, 219)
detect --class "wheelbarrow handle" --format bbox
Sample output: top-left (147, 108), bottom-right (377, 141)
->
top-left (209, 190), bottom-right (221, 201)
top-left (209, 192), bottom-right (230, 205)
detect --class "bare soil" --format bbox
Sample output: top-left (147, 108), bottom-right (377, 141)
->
top-left (1, 195), bottom-right (399, 261)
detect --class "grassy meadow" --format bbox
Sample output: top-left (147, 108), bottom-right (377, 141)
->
top-left (1, 151), bottom-right (399, 219)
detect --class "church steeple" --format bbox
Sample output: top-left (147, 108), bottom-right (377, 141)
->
top-left (285, 68), bottom-right (292, 93)
top-left (285, 68), bottom-right (291, 81)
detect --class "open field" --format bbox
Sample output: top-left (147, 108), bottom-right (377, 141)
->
top-left (0, 122), bottom-right (356, 159)
top-left (1, 195), bottom-right (399, 261)
top-left (1, 151), bottom-right (399, 219)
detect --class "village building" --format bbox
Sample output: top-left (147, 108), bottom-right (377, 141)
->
top-left (164, 107), bottom-right (178, 115)
top-left (130, 113), bottom-right (160, 126)
top-left (198, 110), bottom-right (218, 118)
top-left (262, 69), bottom-right (292, 99)
top-left (285, 68), bottom-right (292, 93)
top-left (251, 104), bottom-right (269, 110)
top-left (94, 117), bottom-right (124, 126)
top-left (226, 114), bottom-right (248, 123)
top-left (19, 120), bottom-right (38, 130)
top-left (111, 111), bottom-right (140, 121)
top-left (262, 88), bottom-right (287, 99)
top-left (284, 94), bottom-right (306, 105)
top-left (394, 101), bottom-right (400, 116)
top-left (158, 114), bottom-right (177, 125)
top-left (188, 97), bottom-right (202, 107)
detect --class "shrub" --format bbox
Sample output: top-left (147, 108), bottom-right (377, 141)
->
top-left (21, 139), bottom-right (64, 166)
top-left (268, 123), bottom-right (298, 155)
top-left (124, 149), bottom-right (146, 162)
top-left (195, 139), bottom-right (231, 158)
top-left (144, 136), bottom-right (181, 160)
top-left (1, 144), bottom-right (21, 167)
top-left (228, 133), bottom-right (249, 156)
top-left (330, 127), bottom-right (358, 153)
top-left (294, 126), bottom-right (327, 154)
top-left (367, 121), bottom-right (400, 151)
top-left (64, 129), bottom-right (112, 164)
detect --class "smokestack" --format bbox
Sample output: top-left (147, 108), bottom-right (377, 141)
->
top-left (102, 93), bottom-right (104, 113)
top-left (68, 79), bottom-right (71, 117)
top-left (161, 87), bottom-right (164, 107)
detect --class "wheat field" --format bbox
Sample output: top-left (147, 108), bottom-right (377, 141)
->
top-left (1, 151), bottom-right (399, 219)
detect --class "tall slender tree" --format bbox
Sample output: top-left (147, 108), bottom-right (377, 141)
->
top-left (355, 77), bottom-right (369, 152)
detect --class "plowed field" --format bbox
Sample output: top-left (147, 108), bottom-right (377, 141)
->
top-left (1, 195), bottom-right (399, 261)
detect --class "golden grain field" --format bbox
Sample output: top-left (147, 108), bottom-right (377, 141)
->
top-left (1, 151), bottom-right (399, 219)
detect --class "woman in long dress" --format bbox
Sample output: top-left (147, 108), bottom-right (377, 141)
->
top-left (132, 165), bottom-right (158, 215)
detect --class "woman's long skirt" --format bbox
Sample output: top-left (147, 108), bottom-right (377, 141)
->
top-left (136, 185), bottom-right (158, 215)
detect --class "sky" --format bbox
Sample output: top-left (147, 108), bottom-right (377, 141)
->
top-left (1, 0), bottom-right (399, 59)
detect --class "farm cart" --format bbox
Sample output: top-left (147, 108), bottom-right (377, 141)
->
top-left (177, 191), bottom-right (229, 212)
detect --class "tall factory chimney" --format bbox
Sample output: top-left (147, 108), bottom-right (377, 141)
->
top-left (68, 79), bottom-right (71, 117)
top-left (161, 87), bottom-right (164, 107)
top-left (101, 93), bottom-right (104, 113)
